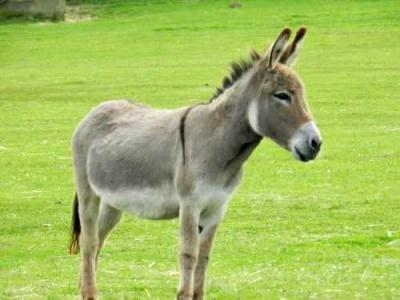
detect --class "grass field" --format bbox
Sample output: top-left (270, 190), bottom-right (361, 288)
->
top-left (1, 0), bottom-right (400, 299)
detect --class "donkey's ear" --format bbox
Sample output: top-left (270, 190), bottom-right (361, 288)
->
top-left (279, 27), bottom-right (307, 66)
top-left (264, 28), bottom-right (291, 69)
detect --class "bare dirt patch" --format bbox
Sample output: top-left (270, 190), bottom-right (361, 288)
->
top-left (65, 5), bottom-right (94, 23)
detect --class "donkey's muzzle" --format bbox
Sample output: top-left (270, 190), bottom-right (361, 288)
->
top-left (295, 137), bottom-right (322, 162)
top-left (310, 137), bottom-right (322, 153)
top-left (290, 121), bottom-right (322, 162)
top-left (308, 136), bottom-right (322, 158)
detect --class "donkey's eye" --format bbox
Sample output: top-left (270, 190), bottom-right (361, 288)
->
top-left (274, 92), bottom-right (292, 102)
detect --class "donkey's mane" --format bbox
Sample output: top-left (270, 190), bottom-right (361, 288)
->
top-left (210, 50), bottom-right (261, 102)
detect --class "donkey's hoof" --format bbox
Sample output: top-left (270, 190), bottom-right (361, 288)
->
top-left (176, 289), bottom-right (193, 300)
top-left (81, 287), bottom-right (97, 300)
top-left (82, 295), bottom-right (96, 300)
top-left (193, 291), bottom-right (204, 300)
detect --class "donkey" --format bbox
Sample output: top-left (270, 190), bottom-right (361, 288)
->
top-left (69, 27), bottom-right (322, 300)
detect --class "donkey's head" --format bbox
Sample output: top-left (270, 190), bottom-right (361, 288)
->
top-left (248, 28), bottom-right (322, 162)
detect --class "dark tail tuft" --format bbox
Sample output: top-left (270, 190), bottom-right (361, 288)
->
top-left (69, 192), bottom-right (81, 254)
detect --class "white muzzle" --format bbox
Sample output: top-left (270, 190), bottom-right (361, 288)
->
top-left (289, 121), bottom-right (322, 162)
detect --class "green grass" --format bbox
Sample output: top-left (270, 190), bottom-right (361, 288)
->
top-left (1, 0), bottom-right (400, 298)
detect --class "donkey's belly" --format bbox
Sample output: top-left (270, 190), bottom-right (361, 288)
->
top-left (92, 184), bottom-right (180, 220)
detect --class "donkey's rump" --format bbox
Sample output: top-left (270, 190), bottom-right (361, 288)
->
top-left (86, 102), bottom-right (183, 188)
top-left (75, 100), bottom-right (185, 219)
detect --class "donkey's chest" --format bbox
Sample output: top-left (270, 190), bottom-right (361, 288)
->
top-left (195, 183), bottom-right (234, 217)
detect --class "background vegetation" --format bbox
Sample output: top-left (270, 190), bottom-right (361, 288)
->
top-left (1, 0), bottom-right (399, 298)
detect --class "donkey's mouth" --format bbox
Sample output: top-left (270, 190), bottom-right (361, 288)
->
top-left (294, 146), bottom-right (309, 162)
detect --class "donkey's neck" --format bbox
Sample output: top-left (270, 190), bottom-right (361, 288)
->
top-left (207, 69), bottom-right (262, 174)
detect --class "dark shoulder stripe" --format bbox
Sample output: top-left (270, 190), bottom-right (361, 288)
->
top-left (179, 103), bottom-right (207, 165)
top-left (179, 106), bottom-right (194, 165)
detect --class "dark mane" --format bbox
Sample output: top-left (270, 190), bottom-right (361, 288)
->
top-left (210, 50), bottom-right (261, 102)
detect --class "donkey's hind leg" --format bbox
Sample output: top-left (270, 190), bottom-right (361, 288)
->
top-left (96, 203), bottom-right (122, 267)
top-left (78, 188), bottom-right (100, 300)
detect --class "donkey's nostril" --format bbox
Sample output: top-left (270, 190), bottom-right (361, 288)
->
top-left (310, 138), bottom-right (321, 152)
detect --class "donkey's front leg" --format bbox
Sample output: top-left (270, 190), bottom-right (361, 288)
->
top-left (177, 203), bottom-right (200, 300)
top-left (193, 224), bottom-right (219, 300)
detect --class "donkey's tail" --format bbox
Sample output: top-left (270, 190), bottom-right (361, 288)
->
top-left (69, 192), bottom-right (81, 254)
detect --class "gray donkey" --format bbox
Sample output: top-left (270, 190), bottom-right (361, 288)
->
top-left (69, 28), bottom-right (322, 300)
